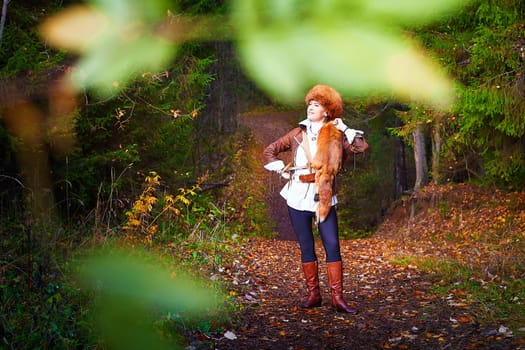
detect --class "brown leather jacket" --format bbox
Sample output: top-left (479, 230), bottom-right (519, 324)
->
top-left (263, 125), bottom-right (355, 166)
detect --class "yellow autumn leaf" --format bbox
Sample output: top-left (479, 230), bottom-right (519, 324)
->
top-left (168, 207), bottom-right (181, 215)
top-left (128, 218), bottom-right (141, 227)
top-left (164, 194), bottom-right (175, 204)
top-left (146, 225), bottom-right (158, 235)
top-left (146, 196), bottom-right (158, 205)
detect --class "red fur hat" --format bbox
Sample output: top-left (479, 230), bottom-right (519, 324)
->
top-left (304, 85), bottom-right (343, 120)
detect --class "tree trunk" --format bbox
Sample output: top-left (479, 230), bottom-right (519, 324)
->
top-left (413, 124), bottom-right (428, 191)
top-left (395, 137), bottom-right (408, 196)
top-left (199, 41), bottom-right (239, 134)
top-left (0, 0), bottom-right (8, 49)
top-left (431, 118), bottom-right (442, 185)
top-left (2, 96), bottom-right (57, 224)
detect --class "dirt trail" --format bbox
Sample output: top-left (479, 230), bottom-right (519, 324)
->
top-left (237, 110), bottom-right (301, 240)
top-left (220, 111), bottom-right (520, 349)
top-left (214, 237), bottom-right (517, 349)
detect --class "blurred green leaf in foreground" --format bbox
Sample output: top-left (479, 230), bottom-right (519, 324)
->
top-left (76, 247), bottom-right (221, 350)
top-left (40, 0), bottom-right (469, 108)
top-left (231, 0), bottom-right (470, 109)
top-left (40, 0), bottom-right (176, 95)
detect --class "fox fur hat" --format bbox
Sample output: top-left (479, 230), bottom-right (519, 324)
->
top-left (304, 84), bottom-right (343, 121)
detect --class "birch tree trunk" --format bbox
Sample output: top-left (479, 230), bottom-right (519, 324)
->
top-left (413, 124), bottom-right (428, 191)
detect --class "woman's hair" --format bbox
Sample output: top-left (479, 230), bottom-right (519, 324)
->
top-left (304, 85), bottom-right (343, 121)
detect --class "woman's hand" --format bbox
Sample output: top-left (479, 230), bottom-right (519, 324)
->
top-left (333, 118), bottom-right (364, 144)
top-left (332, 118), bottom-right (348, 132)
top-left (264, 160), bottom-right (285, 172)
top-left (264, 160), bottom-right (291, 179)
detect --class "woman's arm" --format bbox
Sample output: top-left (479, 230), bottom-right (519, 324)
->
top-left (331, 118), bottom-right (365, 158)
top-left (263, 127), bottom-right (301, 169)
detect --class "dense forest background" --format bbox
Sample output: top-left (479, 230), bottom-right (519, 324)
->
top-left (1, 0), bottom-right (525, 349)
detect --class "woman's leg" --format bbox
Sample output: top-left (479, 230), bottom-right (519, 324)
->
top-left (287, 206), bottom-right (317, 263)
top-left (318, 206), bottom-right (358, 314)
top-left (318, 206), bottom-right (342, 263)
top-left (288, 206), bottom-right (321, 307)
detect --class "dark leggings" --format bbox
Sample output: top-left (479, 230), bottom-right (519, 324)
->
top-left (287, 206), bottom-right (342, 263)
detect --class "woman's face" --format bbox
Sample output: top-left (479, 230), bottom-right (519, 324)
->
top-left (307, 100), bottom-right (327, 123)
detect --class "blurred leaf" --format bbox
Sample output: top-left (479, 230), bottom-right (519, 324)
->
top-left (39, 5), bottom-right (108, 52)
top-left (232, 0), bottom-right (464, 109)
top-left (77, 248), bottom-right (218, 312)
top-left (40, 0), bottom-right (465, 105)
top-left (96, 299), bottom-right (176, 350)
top-left (76, 247), bottom-right (221, 350)
top-left (40, 0), bottom-right (176, 95)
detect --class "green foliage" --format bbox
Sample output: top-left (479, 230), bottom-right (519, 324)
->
top-left (1, 2), bottom-right (236, 346)
top-left (0, 195), bottom-right (239, 349)
top-left (449, 70), bottom-right (525, 186)
top-left (1, 279), bottom-right (97, 349)
top-left (0, 221), bottom-right (98, 349)
top-left (456, 87), bottom-right (504, 145)
top-left (44, 48), bottom-right (214, 214)
top-left (338, 168), bottom-right (381, 237)
top-left (221, 128), bottom-right (276, 238)
top-left (483, 149), bottom-right (525, 187)
top-left (176, 0), bottom-right (228, 14)
top-left (405, 0), bottom-right (525, 187)
top-left (0, 2), bottom-right (65, 78)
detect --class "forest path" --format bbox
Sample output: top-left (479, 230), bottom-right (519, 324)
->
top-left (237, 110), bottom-right (300, 240)
top-left (215, 236), bottom-right (515, 349)
top-left (212, 111), bottom-right (519, 349)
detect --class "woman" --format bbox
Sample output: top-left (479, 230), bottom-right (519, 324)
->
top-left (263, 84), bottom-right (363, 314)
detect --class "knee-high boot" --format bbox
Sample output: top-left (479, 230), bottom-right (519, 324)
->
top-left (300, 262), bottom-right (322, 308)
top-left (327, 261), bottom-right (358, 314)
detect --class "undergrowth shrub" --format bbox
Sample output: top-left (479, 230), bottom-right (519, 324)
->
top-left (337, 164), bottom-right (382, 238)
top-left (0, 221), bottom-right (99, 349)
top-left (219, 128), bottom-right (275, 238)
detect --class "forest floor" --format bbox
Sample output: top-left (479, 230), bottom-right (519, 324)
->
top-left (205, 111), bottom-right (525, 349)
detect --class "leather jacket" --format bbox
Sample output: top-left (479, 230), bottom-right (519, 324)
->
top-left (263, 125), bottom-right (355, 166)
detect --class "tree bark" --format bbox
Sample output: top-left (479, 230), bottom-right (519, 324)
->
top-left (0, 0), bottom-right (8, 49)
top-left (431, 118), bottom-right (442, 185)
top-left (395, 137), bottom-right (408, 196)
top-left (413, 124), bottom-right (428, 191)
top-left (199, 41), bottom-right (239, 134)
top-left (2, 95), bottom-right (57, 225)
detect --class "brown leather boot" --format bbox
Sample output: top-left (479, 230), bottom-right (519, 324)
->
top-left (300, 262), bottom-right (322, 308)
top-left (327, 261), bottom-right (358, 314)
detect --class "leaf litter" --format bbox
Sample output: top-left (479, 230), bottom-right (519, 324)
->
top-left (206, 112), bottom-right (525, 349)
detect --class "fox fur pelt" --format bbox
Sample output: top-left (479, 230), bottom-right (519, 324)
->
top-left (310, 122), bottom-right (342, 223)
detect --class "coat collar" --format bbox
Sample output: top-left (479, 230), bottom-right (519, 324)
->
top-left (298, 118), bottom-right (309, 127)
